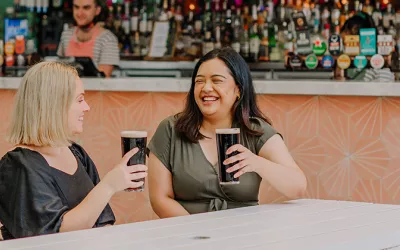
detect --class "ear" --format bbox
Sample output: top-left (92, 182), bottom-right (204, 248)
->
top-left (235, 86), bottom-right (241, 99)
top-left (95, 6), bottom-right (101, 16)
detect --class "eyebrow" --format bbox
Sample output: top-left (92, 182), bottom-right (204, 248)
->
top-left (195, 74), bottom-right (227, 79)
top-left (76, 93), bottom-right (85, 99)
top-left (73, 4), bottom-right (92, 8)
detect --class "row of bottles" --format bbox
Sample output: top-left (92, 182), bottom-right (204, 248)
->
top-left (105, 0), bottom-right (400, 63)
top-left (0, 0), bottom-right (70, 75)
top-left (1, 0), bottom-right (400, 68)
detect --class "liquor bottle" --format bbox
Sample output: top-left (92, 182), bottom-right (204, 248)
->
top-left (363, 0), bottom-right (373, 15)
top-left (372, 2), bottom-right (382, 28)
top-left (340, 3), bottom-right (349, 28)
top-left (203, 1), bottom-right (212, 34)
top-left (214, 25), bottom-right (222, 49)
top-left (258, 23), bottom-right (269, 62)
top-left (383, 3), bottom-right (394, 30)
top-left (331, 0), bottom-right (341, 28)
top-left (249, 23), bottom-right (260, 62)
top-left (231, 9), bottom-right (241, 54)
top-left (202, 30), bottom-right (214, 56)
top-left (240, 25), bottom-right (249, 60)
top-left (311, 3), bottom-right (320, 34)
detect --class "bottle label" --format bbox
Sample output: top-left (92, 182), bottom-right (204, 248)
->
top-left (383, 16), bottom-right (390, 28)
top-left (321, 55), bottom-right (334, 69)
top-left (17, 54), bottom-right (25, 66)
top-left (250, 38), bottom-right (260, 54)
top-left (5, 42), bottom-right (15, 56)
top-left (296, 30), bottom-right (312, 55)
top-left (147, 21), bottom-right (153, 33)
top-left (203, 42), bottom-right (214, 55)
top-left (195, 20), bottom-right (202, 33)
top-left (377, 35), bottom-right (394, 56)
top-left (231, 42), bottom-right (240, 53)
top-left (370, 54), bottom-right (385, 69)
top-left (139, 21), bottom-right (147, 33)
top-left (5, 55), bottom-right (14, 67)
top-left (312, 37), bottom-right (327, 56)
top-left (337, 54), bottom-right (351, 69)
top-left (354, 55), bottom-right (368, 69)
top-left (289, 55), bottom-right (303, 68)
top-left (53, 0), bottom-right (62, 8)
top-left (344, 35), bottom-right (360, 56)
top-left (360, 28), bottom-right (377, 56)
top-left (305, 54), bottom-right (318, 69)
top-left (130, 17), bottom-right (139, 32)
top-left (241, 42), bottom-right (249, 54)
top-left (328, 35), bottom-right (341, 56)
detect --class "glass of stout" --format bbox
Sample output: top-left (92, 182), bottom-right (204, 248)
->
top-left (216, 128), bottom-right (241, 185)
top-left (120, 131), bottom-right (147, 192)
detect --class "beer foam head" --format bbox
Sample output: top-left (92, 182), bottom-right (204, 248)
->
top-left (120, 131), bottom-right (147, 138)
top-left (215, 128), bottom-right (240, 134)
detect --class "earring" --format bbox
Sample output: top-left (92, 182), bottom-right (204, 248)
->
top-left (237, 94), bottom-right (240, 101)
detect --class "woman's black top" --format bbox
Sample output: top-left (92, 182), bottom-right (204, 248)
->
top-left (0, 143), bottom-right (115, 240)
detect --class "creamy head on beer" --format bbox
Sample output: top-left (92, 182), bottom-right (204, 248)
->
top-left (215, 128), bottom-right (240, 134)
top-left (120, 131), bottom-right (148, 138)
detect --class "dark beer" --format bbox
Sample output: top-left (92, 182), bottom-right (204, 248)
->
top-left (120, 131), bottom-right (147, 192)
top-left (216, 128), bottom-right (240, 184)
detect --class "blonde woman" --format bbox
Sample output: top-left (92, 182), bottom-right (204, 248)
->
top-left (0, 62), bottom-right (147, 240)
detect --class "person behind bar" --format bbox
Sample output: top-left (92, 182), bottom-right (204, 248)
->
top-left (0, 62), bottom-right (147, 240)
top-left (337, 12), bottom-right (395, 82)
top-left (147, 48), bottom-right (307, 218)
top-left (57, 0), bottom-right (119, 78)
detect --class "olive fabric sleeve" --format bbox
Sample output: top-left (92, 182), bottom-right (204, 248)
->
top-left (252, 118), bottom-right (282, 155)
top-left (147, 117), bottom-right (174, 172)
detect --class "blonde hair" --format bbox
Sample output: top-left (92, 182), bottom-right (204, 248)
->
top-left (7, 61), bottom-right (79, 147)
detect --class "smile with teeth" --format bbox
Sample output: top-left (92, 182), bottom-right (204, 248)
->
top-left (202, 96), bottom-right (219, 102)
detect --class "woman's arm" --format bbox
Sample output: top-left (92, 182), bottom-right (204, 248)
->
top-left (255, 134), bottom-right (307, 199)
top-left (60, 149), bottom-right (147, 232)
top-left (59, 181), bottom-right (114, 232)
top-left (148, 153), bottom-right (190, 218)
top-left (225, 134), bottom-right (307, 199)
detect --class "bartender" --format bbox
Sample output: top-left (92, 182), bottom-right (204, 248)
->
top-left (57, 0), bottom-right (119, 78)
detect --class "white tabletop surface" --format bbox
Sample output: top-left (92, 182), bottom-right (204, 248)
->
top-left (2, 199), bottom-right (400, 250)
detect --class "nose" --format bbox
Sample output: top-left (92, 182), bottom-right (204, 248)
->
top-left (76, 8), bottom-right (84, 17)
top-left (202, 79), bottom-right (214, 92)
top-left (83, 100), bottom-right (90, 112)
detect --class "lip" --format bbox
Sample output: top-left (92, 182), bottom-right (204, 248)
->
top-left (200, 96), bottom-right (219, 106)
top-left (201, 96), bottom-right (219, 101)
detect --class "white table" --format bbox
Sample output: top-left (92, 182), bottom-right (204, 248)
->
top-left (2, 199), bottom-right (400, 250)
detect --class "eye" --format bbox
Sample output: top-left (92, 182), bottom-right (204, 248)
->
top-left (213, 79), bottom-right (223, 83)
top-left (195, 79), bottom-right (204, 84)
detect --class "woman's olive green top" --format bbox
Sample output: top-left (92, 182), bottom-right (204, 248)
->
top-left (148, 115), bottom-right (279, 214)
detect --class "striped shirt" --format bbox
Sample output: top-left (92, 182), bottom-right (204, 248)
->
top-left (364, 68), bottom-right (395, 82)
top-left (57, 27), bottom-right (119, 67)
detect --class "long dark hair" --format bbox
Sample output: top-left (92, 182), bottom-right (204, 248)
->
top-left (175, 47), bottom-right (272, 143)
top-left (341, 11), bottom-right (375, 35)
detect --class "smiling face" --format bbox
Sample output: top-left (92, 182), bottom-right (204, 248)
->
top-left (73, 0), bottom-right (100, 28)
top-left (68, 78), bottom-right (90, 135)
top-left (194, 58), bottom-right (240, 120)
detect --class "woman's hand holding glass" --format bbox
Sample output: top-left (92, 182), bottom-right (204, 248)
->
top-left (224, 144), bottom-right (262, 178)
top-left (102, 148), bottom-right (148, 193)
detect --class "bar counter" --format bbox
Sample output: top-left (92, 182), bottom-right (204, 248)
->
top-left (2, 77), bottom-right (400, 96)
top-left (0, 77), bottom-right (399, 225)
